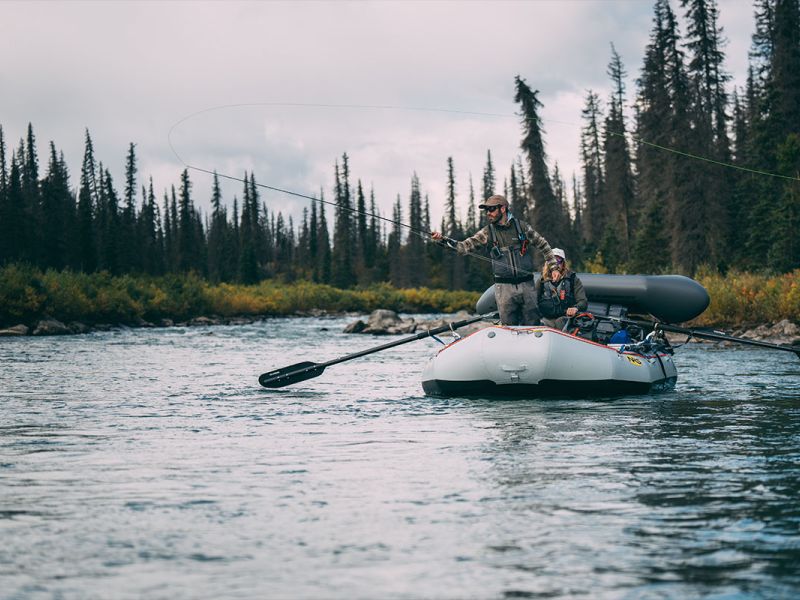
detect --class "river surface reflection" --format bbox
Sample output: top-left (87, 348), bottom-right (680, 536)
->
top-left (1, 316), bottom-right (799, 598)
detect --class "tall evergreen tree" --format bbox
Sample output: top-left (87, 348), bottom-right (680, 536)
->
top-left (768, 133), bottom-right (800, 270)
top-left (207, 171), bottom-right (226, 282)
top-left (316, 190), bottom-right (332, 284)
top-left (1, 152), bottom-right (25, 264)
top-left (681, 0), bottom-right (732, 268)
top-left (443, 157), bottom-right (465, 289)
top-left (482, 150), bottom-right (496, 200)
top-left (39, 143), bottom-right (73, 270)
top-left (309, 199), bottom-right (318, 265)
top-left (97, 167), bottom-right (121, 274)
top-left (20, 127), bottom-right (40, 264)
top-left (388, 194), bottom-right (404, 286)
top-left (466, 174), bottom-right (477, 233)
top-left (515, 76), bottom-right (571, 255)
top-left (580, 90), bottom-right (606, 248)
top-left (356, 179), bottom-right (368, 277)
top-left (76, 130), bottom-right (98, 272)
top-left (602, 45), bottom-right (636, 267)
top-left (0, 127), bottom-right (13, 263)
top-left (120, 143), bottom-right (138, 272)
top-left (332, 154), bottom-right (355, 287)
top-left (444, 157), bottom-right (460, 237)
top-left (635, 0), bottom-right (696, 273)
top-left (177, 168), bottom-right (198, 272)
top-left (406, 173), bottom-right (426, 286)
top-left (238, 171), bottom-right (258, 283)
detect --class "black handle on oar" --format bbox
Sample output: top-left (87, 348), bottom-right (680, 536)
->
top-left (596, 315), bottom-right (800, 359)
top-left (258, 313), bottom-right (493, 388)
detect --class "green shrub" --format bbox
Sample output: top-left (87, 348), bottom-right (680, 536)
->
top-left (2, 264), bottom-right (796, 328)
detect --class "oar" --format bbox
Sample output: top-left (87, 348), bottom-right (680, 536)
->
top-left (259, 313), bottom-right (492, 388)
top-left (598, 315), bottom-right (800, 359)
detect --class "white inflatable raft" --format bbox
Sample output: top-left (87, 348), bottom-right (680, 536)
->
top-left (421, 325), bottom-right (677, 398)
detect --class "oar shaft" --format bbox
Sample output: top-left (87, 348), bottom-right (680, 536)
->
top-left (323, 315), bottom-right (486, 368)
top-left (259, 314), bottom-right (491, 388)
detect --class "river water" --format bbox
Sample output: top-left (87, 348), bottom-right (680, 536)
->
top-left (2, 316), bottom-right (799, 599)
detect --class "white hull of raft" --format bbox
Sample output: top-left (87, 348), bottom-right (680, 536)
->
top-left (421, 326), bottom-right (677, 398)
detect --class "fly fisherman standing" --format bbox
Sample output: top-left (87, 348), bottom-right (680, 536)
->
top-left (431, 194), bottom-right (558, 326)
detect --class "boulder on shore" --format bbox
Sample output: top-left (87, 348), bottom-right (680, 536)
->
top-left (738, 319), bottom-right (800, 346)
top-left (343, 319), bottom-right (366, 334)
top-left (0, 324), bottom-right (29, 336)
top-left (33, 318), bottom-right (71, 336)
top-left (68, 322), bottom-right (91, 334)
top-left (362, 309), bottom-right (417, 335)
top-left (344, 309), bottom-right (492, 337)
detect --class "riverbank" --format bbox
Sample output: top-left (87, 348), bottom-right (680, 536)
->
top-left (1, 265), bottom-right (798, 339)
top-left (0, 265), bottom-right (479, 333)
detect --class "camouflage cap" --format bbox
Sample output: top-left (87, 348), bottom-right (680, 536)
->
top-left (478, 194), bottom-right (509, 209)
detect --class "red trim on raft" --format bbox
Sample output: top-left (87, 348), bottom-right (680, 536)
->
top-left (436, 325), bottom-right (669, 359)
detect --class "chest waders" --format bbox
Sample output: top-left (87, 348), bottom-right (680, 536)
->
top-left (488, 217), bottom-right (535, 284)
top-left (539, 273), bottom-right (577, 318)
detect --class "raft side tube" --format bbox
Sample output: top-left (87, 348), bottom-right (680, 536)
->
top-left (475, 274), bottom-right (709, 323)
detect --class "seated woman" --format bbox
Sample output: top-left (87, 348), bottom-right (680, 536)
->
top-left (535, 248), bottom-right (588, 330)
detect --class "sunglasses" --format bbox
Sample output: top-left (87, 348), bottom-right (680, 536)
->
top-left (555, 257), bottom-right (565, 264)
top-left (484, 205), bottom-right (501, 213)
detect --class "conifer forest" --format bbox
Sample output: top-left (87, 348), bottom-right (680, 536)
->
top-left (1, 0), bottom-right (798, 294)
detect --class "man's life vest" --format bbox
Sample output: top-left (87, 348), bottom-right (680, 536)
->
top-left (488, 217), bottom-right (535, 284)
top-left (538, 272), bottom-right (578, 318)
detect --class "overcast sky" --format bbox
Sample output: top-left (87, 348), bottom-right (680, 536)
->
top-left (1, 0), bottom-right (755, 229)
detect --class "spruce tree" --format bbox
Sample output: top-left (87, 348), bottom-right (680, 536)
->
top-left (580, 90), bottom-right (605, 249)
top-left (238, 171), bottom-right (258, 283)
top-left (207, 172), bottom-right (226, 282)
top-left (21, 127), bottom-right (40, 264)
top-left (466, 174), bottom-right (477, 233)
top-left (768, 133), bottom-right (800, 270)
top-left (356, 180), bottom-right (368, 277)
top-left (368, 189), bottom-right (381, 279)
top-left (388, 195), bottom-right (404, 286)
top-left (0, 127), bottom-right (12, 263)
top-left (0, 126), bottom-right (6, 201)
top-left (97, 167), bottom-right (121, 274)
top-left (39, 143), bottom-right (73, 270)
top-left (681, 0), bottom-right (732, 268)
top-left (602, 45), bottom-right (636, 267)
top-left (443, 157), bottom-right (465, 288)
top-left (482, 150), bottom-right (495, 200)
top-left (309, 199), bottom-right (318, 266)
top-left (406, 173), bottom-right (426, 286)
top-left (2, 152), bottom-right (25, 264)
top-left (635, 0), bottom-right (697, 273)
top-left (514, 76), bottom-right (570, 255)
top-left (317, 190), bottom-right (332, 284)
top-left (76, 130), bottom-right (98, 272)
top-left (332, 155), bottom-right (355, 287)
top-left (178, 168), bottom-right (197, 272)
top-left (120, 143), bottom-right (138, 272)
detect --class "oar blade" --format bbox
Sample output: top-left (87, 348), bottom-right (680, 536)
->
top-left (259, 361), bottom-right (326, 388)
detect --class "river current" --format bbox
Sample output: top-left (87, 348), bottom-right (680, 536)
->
top-left (2, 316), bottom-right (799, 599)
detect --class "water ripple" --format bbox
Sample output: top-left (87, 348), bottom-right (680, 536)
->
top-left (1, 320), bottom-right (799, 598)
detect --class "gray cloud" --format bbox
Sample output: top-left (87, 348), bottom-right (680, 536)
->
top-left (1, 0), bottom-right (755, 228)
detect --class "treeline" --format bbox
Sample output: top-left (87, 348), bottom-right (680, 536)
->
top-left (574, 0), bottom-right (800, 274)
top-left (0, 0), bottom-right (798, 291)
